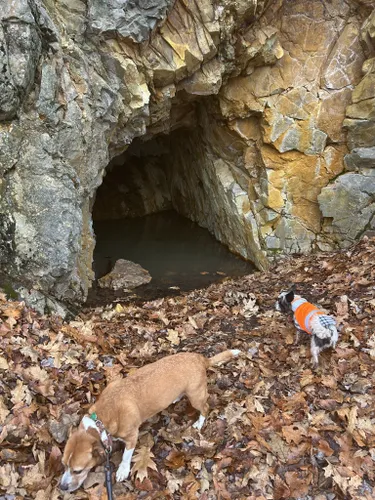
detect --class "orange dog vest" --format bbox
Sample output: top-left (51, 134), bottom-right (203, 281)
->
top-left (291, 298), bottom-right (324, 334)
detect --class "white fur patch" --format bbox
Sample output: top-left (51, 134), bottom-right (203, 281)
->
top-left (230, 349), bottom-right (241, 357)
top-left (310, 316), bottom-right (334, 339)
top-left (81, 415), bottom-right (109, 443)
top-left (81, 416), bottom-right (99, 434)
top-left (192, 414), bottom-right (206, 431)
top-left (61, 469), bottom-right (73, 484)
top-left (116, 448), bottom-right (135, 482)
top-left (310, 339), bottom-right (320, 366)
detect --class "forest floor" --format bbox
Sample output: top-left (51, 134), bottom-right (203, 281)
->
top-left (0, 237), bottom-right (374, 500)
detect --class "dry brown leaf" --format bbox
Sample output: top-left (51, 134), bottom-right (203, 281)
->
top-left (188, 316), bottom-right (198, 329)
top-left (324, 462), bottom-right (362, 494)
top-left (2, 305), bottom-right (22, 320)
top-left (285, 471), bottom-right (311, 498)
top-left (0, 397), bottom-right (10, 424)
top-left (0, 463), bottom-right (20, 494)
top-left (273, 475), bottom-right (290, 500)
top-left (46, 445), bottom-right (63, 477)
top-left (131, 446), bottom-right (157, 482)
top-left (165, 470), bottom-right (183, 493)
top-left (317, 439), bottom-right (334, 457)
top-left (11, 380), bottom-right (32, 405)
top-left (0, 356), bottom-right (9, 370)
top-left (86, 483), bottom-right (108, 500)
top-left (224, 402), bottom-right (247, 425)
top-left (335, 295), bottom-right (349, 323)
top-left (24, 366), bottom-right (55, 397)
top-left (166, 329), bottom-right (180, 345)
top-left (199, 464), bottom-right (210, 493)
top-left (165, 449), bottom-right (186, 469)
top-left (299, 371), bottom-right (316, 388)
top-left (268, 433), bottom-right (289, 461)
top-left (282, 424), bottom-right (306, 445)
top-left (21, 463), bottom-right (46, 491)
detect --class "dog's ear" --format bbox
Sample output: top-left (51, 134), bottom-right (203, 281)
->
top-left (92, 443), bottom-right (106, 463)
top-left (285, 289), bottom-right (294, 303)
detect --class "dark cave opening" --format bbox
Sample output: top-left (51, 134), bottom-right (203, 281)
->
top-left (90, 132), bottom-right (254, 303)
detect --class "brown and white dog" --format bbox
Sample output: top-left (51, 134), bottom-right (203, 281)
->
top-left (276, 287), bottom-right (338, 365)
top-left (60, 349), bottom-right (241, 492)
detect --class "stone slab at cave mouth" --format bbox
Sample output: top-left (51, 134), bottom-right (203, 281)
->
top-left (90, 131), bottom-right (255, 304)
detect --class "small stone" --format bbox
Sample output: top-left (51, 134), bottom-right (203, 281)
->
top-left (98, 259), bottom-right (152, 290)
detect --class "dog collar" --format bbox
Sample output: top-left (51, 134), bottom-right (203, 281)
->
top-left (88, 413), bottom-right (113, 453)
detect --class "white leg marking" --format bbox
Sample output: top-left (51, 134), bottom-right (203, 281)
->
top-left (331, 326), bottom-right (339, 348)
top-left (172, 395), bottom-right (182, 404)
top-left (116, 448), bottom-right (135, 482)
top-left (311, 338), bottom-right (320, 366)
top-left (230, 349), bottom-right (241, 357)
top-left (192, 414), bottom-right (206, 431)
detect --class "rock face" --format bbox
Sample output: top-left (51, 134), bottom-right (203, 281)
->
top-left (0, 0), bottom-right (374, 313)
top-left (98, 259), bottom-right (152, 290)
top-left (318, 8), bottom-right (375, 245)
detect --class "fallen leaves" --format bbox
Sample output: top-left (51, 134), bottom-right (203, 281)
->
top-left (0, 237), bottom-right (374, 498)
top-left (165, 328), bottom-right (180, 345)
top-left (131, 446), bottom-right (158, 482)
top-left (0, 355), bottom-right (8, 369)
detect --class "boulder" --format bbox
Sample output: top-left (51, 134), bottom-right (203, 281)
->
top-left (345, 147), bottom-right (375, 173)
top-left (98, 259), bottom-right (152, 290)
top-left (318, 174), bottom-right (375, 243)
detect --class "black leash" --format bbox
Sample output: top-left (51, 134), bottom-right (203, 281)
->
top-left (89, 413), bottom-right (114, 499)
top-left (104, 451), bottom-right (113, 500)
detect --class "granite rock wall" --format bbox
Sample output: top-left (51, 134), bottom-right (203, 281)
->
top-left (0, 0), bottom-right (374, 313)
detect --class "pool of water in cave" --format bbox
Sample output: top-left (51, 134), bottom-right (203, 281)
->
top-left (91, 210), bottom-right (254, 302)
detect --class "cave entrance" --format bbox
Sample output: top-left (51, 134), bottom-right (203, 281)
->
top-left (91, 129), bottom-right (255, 302)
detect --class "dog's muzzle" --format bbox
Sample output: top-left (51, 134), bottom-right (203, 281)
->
top-left (60, 469), bottom-right (87, 493)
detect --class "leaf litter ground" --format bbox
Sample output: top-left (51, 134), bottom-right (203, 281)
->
top-left (0, 237), bottom-right (375, 499)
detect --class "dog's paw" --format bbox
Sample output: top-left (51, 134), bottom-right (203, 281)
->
top-left (116, 464), bottom-right (130, 482)
top-left (192, 414), bottom-right (206, 431)
top-left (230, 349), bottom-right (241, 357)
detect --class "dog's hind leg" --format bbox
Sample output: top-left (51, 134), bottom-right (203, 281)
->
top-left (310, 337), bottom-right (320, 367)
top-left (330, 325), bottom-right (339, 349)
top-left (187, 385), bottom-right (209, 431)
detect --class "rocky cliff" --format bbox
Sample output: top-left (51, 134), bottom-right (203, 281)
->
top-left (0, 0), bottom-right (374, 313)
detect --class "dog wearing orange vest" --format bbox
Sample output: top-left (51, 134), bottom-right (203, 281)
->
top-left (276, 287), bottom-right (338, 366)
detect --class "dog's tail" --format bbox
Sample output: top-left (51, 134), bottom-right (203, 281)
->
top-left (206, 349), bottom-right (241, 367)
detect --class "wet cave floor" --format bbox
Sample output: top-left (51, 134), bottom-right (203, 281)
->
top-left (86, 210), bottom-right (255, 307)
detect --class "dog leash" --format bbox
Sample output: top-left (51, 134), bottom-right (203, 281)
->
top-left (104, 452), bottom-right (114, 500)
top-left (90, 413), bottom-right (114, 500)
